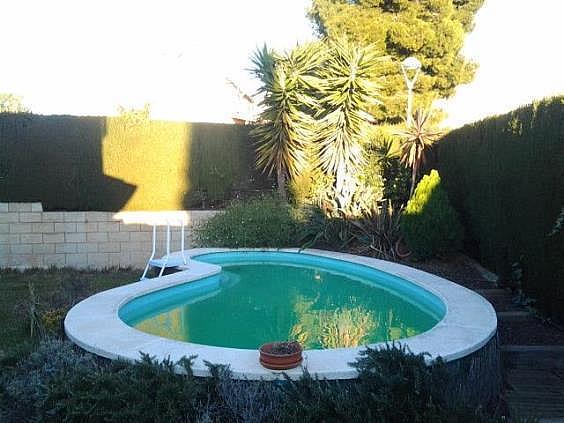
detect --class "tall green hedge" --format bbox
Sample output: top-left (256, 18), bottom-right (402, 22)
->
top-left (437, 97), bottom-right (564, 322)
top-left (0, 114), bottom-right (270, 210)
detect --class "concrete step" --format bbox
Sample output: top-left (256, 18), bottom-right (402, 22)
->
top-left (497, 310), bottom-right (532, 321)
top-left (475, 288), bottom-right (509, 296)
top-left (503, 345), bottom-right (564, 353)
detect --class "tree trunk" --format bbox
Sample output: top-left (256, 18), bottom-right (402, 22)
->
top-left (276, 167), bottom-right (287, 201)
top-left (409, 162), bottom-right (419, 199)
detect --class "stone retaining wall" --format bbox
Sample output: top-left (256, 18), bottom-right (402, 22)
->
top-left (0, 203), bottom-right (217, 269)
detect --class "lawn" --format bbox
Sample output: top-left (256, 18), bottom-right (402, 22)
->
top-left (0, 268), bottom-right (139, 362)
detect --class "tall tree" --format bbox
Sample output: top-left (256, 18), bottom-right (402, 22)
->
top-left (0, 93), bottom-right (30, 113)
top-left (316, 39), bottom-right (383, 210)
top-left (309, 0), bottom-right (484, 123)
top-left (250, 44), bottom-right (324, 199)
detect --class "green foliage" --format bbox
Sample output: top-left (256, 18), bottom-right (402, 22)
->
top-left (0, 338), bottom-right (99, 422)
top-left (299, 206), bottom-right (358, 250)
top-left (300, 202), bottom-right (402, 259)
top-left (250, 43), bottom-right (324, 199)
top-left (397, 109), bottom-right (442, 197)
top-left (368, 129), bottom-right (410, 206)
top-left (1, 338), bottom-right (500, 422)
top-left (400, 170), bottom-right (463, 259)
top-left (194, 194), bottom-right (304, 248)
top-left (308, 0), bottom-right (484, 123)
top-left (536, 209), bottom-right (564, 322)
top-left (40, 308), bottom-right (67, 335)
top-left (314, 39), bottom-right (383, 210)
top-left (281, 344), bottom-right (495, 422)
top-left (250, 39), bottom-right (383, 211)
top-left (116, 103), bottom-right (151, 127)
top-left (0, 93), bottom-right (30, 113)
top-left (287, 161), bottom-right (334, 206)
top-left (437, 97), bottom-right (564, 322)
top-left (0, 115), bottom-right (269, 210)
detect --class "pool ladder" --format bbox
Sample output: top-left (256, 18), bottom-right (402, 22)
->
top-left (140, 221), bottom-right (188, 280)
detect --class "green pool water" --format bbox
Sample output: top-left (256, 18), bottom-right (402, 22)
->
top-left (119, 252), bottom-right (444, 350)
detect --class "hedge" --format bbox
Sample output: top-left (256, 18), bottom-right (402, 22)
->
top-left (437, 97), bottom-right (564, 322)
top-left (0, 114), bottom-right (270, 210)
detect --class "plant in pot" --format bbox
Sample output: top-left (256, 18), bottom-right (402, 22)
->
top-left (259, 340), bottom-right (303, 370)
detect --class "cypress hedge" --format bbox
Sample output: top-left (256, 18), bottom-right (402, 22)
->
top-left (0, 114), bottom-right (270, 210)
top-left (436, 97), bottom-right (564, 322)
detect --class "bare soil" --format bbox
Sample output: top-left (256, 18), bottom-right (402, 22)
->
top-left (400, 253), bottom-right (495, 290)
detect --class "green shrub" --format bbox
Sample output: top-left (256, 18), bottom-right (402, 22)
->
top-left (437, 96), bottom-right (564, 321)
top-left (195, 194), bottom-right (304, 248)
top-left (1, 339), bottom-right (499, 422)
top-left (400, 170), bottom-right (463, 259)
top-left (0, 338), bottom-right (99, 422)
top-left (368, 130), bottom-right (411, 207)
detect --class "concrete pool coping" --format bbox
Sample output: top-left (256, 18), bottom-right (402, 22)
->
top-left (64, 248), bottom-right (497, 380)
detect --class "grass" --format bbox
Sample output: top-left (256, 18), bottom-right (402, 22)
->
top-left (0, 267), bottom-right (139, 362)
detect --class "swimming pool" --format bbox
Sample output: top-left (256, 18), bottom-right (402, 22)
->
top-left (119, 251), bottom-right (445, 350)
top-left (65, 248), bottom-right (497, 380)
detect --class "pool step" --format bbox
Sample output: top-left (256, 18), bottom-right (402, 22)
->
top-left (475, 288), bottom-right (508, 296)
top-left (497, 311), bottom-right (532, 321)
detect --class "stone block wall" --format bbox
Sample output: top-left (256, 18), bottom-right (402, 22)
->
top-left (0, 203), bottom-right (217, 269)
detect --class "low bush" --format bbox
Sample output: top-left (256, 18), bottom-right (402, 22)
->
top-left (0, 339), bottom-right (498, 422)
top-left (194, 194), bottom-right (305, 248)
top-left (400, 170), bottom-right (463, 259)
top-left (298, 203), bottom-right (402, 259)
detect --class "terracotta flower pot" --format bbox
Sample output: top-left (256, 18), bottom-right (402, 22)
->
top-left (259, 341), bottom-right (303, 370)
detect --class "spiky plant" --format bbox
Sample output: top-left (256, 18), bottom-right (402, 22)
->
top-left (315, 39), bottom-right (383, 211)
top-left (250, 43), bottom-right (325, 199)
top-left (396, 109), bottom-right (442, 198)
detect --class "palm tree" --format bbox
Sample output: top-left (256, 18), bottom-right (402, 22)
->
top-left (397, 109), bottom-right (442, 198)
top-left (315, 39), bottom-right (382, 211)
top-left (250, 44), bottom-right (324, 199)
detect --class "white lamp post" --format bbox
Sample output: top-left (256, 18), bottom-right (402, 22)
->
top-left (401, 56), bottom-right (421, 127)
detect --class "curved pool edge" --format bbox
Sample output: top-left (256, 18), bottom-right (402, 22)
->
top-left (64, 248), bottom-right (497, 380)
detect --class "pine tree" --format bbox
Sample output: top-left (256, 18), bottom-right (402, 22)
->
top-left (309, 0), bottom-right (484, 123)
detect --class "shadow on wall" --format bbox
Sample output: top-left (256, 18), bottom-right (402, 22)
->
top-left (183, 123), bottom-right (272, 209)
top-left (101, 119), bottom-right (272, 210)
top-left (0, 114), bottom-right (272, 211)
top-left (0, 113), bottom-right (136, 211)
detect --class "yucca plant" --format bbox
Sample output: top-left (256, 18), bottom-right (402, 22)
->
top-left (396, 109), bottom-right (442, 198)
top-left (250, 43), bottom-right (325, 199)
top-left (315, 39), bottom-right (383, 211)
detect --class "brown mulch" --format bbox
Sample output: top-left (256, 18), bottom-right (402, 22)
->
top-left (399, 253), bottom-right (495, 290)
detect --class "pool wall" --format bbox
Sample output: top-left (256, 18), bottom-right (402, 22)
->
top-left (65, 248), bottom-right (498, 381)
